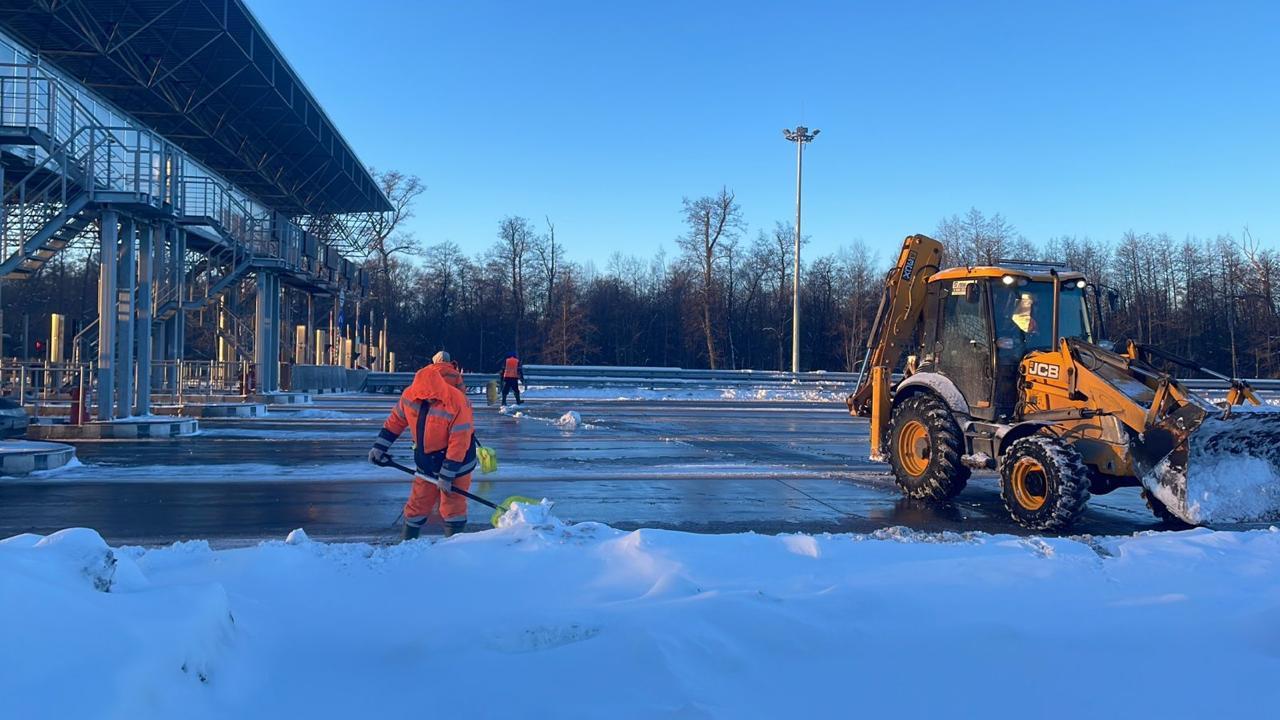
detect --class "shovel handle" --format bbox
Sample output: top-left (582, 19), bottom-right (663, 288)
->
top-left (449, 487), bottom-right (502, 511)
top-left (379, 457), bottom-right (505, 511)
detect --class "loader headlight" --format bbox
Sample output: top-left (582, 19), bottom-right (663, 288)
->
top-left (1001, 275), bottom-right (1016, 285)
top-left (1075, 280), bottom-right (1087, 289)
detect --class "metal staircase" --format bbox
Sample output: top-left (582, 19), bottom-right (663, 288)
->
top-left (2, 61), bottom-right (368, 395)
top-left (1, 66), bottom-right (178, 280)
top-left (216, 303), bottom-right (255, 363)
top-left (0, 194), bottom-right (92, 277)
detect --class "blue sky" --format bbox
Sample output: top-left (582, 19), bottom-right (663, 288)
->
top-left (248, 0), bottom-right (1280, 264)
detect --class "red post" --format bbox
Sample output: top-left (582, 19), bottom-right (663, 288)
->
top-left (69, 385), bottom-right (85, 426)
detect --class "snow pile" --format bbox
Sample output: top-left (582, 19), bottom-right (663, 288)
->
top-left (4, 521), bottom-right (1280, 717)
top-left (553, 410), bottom-right (583, 429)
top-left (0, 530), bottom-right (234, 718)
top-left (1144, 411), bottom-right (1280, 524)
top-left (495, 498), bottom-right (558, 528)
top-left (524, 384), bottom-right (848, 402)
top-left (500, 406), bottom-right (595, 430)
top-left (718, 386), bottom-right (844, 402)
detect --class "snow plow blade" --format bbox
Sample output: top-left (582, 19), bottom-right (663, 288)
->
top-left (1142, 411), bottom-right (1280, 525)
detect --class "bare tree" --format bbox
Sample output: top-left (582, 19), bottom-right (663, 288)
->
top-left (677, 187), bottom-right (743, 369)
top-left (532, 216), bottom-right (563, 330)
top-left (542, 265), bottom-right (593, 364)
top-left (497, 215), bottom-right (536, 354)
top-left (936, 207), bottom-right (1025, 265)
top-left (365, 169), bottom-right (426, 313)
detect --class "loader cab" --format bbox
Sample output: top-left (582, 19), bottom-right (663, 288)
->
top-left (923, 268), bottom-right (1093, 421)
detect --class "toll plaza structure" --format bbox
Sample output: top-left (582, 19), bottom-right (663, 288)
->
top-left (0, 0), bottom-right (392, 426)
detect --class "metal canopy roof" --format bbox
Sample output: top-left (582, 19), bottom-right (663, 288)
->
top-left (0, 0), bottom-right (391, 215)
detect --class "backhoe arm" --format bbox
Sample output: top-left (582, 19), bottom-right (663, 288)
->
top-left (846, 235), bottom-right (944, 454)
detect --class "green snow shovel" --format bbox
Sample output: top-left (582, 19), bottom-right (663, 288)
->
top-left (378, 457), bottom-right (540, 527)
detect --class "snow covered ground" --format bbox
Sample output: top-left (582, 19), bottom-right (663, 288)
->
top-left (4, 507), bottom-right (1278, 719)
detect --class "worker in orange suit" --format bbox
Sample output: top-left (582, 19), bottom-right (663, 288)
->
top-left (368, 362), bottom-right (477, 540)
top-left (431, 350), bottom-right (466, 393)
top-left (499, 351), bottom-right (524, 405)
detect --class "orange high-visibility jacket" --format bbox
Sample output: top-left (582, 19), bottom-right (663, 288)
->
top-left (378, 364), bottom-right (476, 479)
top-left (431, 361), bottom-right (465, 393)
top-left (502, 356), bottom-right (521, 379)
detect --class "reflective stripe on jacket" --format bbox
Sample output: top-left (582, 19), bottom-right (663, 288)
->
top-left (379, 363), bottom-right (476, 477)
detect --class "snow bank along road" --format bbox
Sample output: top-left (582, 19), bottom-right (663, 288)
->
top-left (2, 517), bottom-right (1278, 718)
top-left (0, 387), bottom-right (1245, 544)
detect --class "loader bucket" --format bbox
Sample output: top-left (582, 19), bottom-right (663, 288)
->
top-left (1141, 409), bottom-right (1280, 525)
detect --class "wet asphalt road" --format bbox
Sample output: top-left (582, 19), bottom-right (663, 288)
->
top-left (0, 392), bottom-right (1177, 545)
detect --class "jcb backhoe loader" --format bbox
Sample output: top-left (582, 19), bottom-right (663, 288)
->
top-left (847, 234), bottom-right (1280, 531)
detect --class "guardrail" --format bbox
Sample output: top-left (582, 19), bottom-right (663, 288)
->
top-left (361, 365), bottom-right (864, 393)
top-left (360, 365), bottom-right (1280, 395)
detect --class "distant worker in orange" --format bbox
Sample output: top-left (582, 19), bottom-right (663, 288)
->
top-left (368, 361), bottom-right (477, 540)
top-left (499, 351), bottom-right (525, 405)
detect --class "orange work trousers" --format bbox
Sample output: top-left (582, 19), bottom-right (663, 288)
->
top-left (404, 473), bottom-right (472, 524)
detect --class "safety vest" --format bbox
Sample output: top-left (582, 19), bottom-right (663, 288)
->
top-left (503, 357), bottom-right (520, 379)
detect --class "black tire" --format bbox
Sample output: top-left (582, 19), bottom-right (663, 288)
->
top-left (999, 435), bottom-right (1091, 531)
top-left (1142, 489), bottom-right (1192, 528)
top-left (885, 393), bottom-right (970, 500)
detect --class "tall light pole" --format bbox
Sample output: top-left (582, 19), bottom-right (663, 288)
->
top-left (783, 125), bottom-right (819, 373)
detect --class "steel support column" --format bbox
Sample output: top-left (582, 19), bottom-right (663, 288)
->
top-left (271, 274), bottom-right (281, 391)
top-left (96, 210), bottom-right (119, 421)
top-left (115, 217), bottom-right (136, 418)
top-left (135, 223), bottom-right (153, 415)
top-left (151, 227), bottom-right (166, 392)
top-left (328, 300), bottom-right (337, 366)
top-left (255, 271), bottom-right (277, 393)
top-left (168, 227), bottom-right (186, 377)
top-left (281, 284), bottom-right (292, 364)
top-left (217, 297), bottom-right (232, 365)
top-left (305, 293), bottom-right (314, 363)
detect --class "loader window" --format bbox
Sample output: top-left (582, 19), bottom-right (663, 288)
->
top-left (993, 282), bottom-right (1091, 362)
top-left (935, 280), bottom-right (993, 410)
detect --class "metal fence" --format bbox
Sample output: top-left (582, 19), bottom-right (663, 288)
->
top-left (1, 359), bottom-right (283, 417)
top-left (0, 361), bottom-right (91, 415)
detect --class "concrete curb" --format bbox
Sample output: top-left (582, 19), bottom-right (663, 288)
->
top-left (27, 417), bottom-right (199, 440)
top-left (254, 392), bottom-right (312, 405)
top-left (153, 404), bottom-right (267, 418)
top-left (0, 440), bottom-right (77, 476)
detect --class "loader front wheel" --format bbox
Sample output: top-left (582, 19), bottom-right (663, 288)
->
top-left (1000, 436), bottom-right (1091, 531)
top-left (886, 393), bottom-right (969, 501)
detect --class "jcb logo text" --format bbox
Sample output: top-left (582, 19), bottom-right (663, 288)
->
top-left (1027, 362), bottom-right (1061, 380)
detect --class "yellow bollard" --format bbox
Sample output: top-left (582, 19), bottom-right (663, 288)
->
top-left (486, 380), bottom-right (499, 406)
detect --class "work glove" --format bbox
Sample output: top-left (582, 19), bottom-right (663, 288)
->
top-left (418, 472), bottom-right (452, 494)
top-left (369, 430), bottom-right (396, 466)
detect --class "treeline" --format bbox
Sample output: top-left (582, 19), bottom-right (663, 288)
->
top-left (367, 197), bottom-right (1280, 378)
top-left (3, 191), bottom-right (1276, 379)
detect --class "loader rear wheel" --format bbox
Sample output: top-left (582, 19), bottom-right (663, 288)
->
top-left (886, 393), bottom-right (969, 501)
top-left (1142, 490), bottom-right (1191, 528)
top-left (1000, 436), bottom-right (1091, 531)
